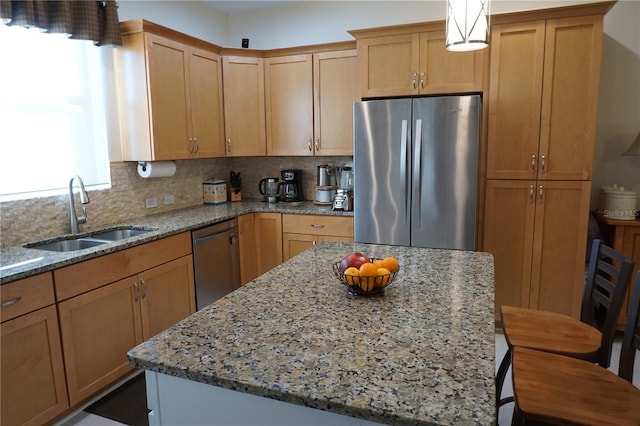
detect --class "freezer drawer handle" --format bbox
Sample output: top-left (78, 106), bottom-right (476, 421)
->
top-left (1, 296), bottom-right (21, 307)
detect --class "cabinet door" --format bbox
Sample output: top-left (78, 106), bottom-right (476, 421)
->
top-left (189, 48), bottom-right (225, 158)
top-left (486, 21), bottom-right (545, 179)
top-left (529, 181), bottom-right (591, 318)
top-left (238, 213), bottom-right (260, 285)
top-left (483, 180), bottom-right (536, 321)
top-left (58, 277), bottom-right (142, 405)
top-left (357, 34), bottom-right (420, 97)
top-left (265, 54), bottom-right (314, 156)
top-left (313, 50), bottom-right (359, 156)
top-left (282, 233), bottom-right (316, 261)
top-left (538, 16), bottom-right (603, 181)
top-left (418, 31), bottom-right (484, 94)
top-left (139, 255), bottom-right (195, 339)
top-left (1, 305), bottom-right (68, 426)
top-left (146, 33), bottom-right (191, 160)
top-left (223, 56), bottom-right (266, 156)
top-left (255, 213), bottom-right (283, 274)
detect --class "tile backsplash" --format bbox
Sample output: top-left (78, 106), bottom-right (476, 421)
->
top-left (0, 156), bottom-right (351, 247)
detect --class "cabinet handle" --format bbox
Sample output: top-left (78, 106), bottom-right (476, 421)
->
top-left (412, 72), bottom-right (417, 89)
top-left (540, 155), bottom-right (546, 174)
top-left (311, 224), bottom-right (325, 228)
top-left (314, 136), bottom-right (319, 152)
top-left (194, 138), bottom-right (199, 154)
top-left (528, 185), bottom-right (534, 203)
top-left (531, 155), bottom-right (536, 174)
top-left (308, 138), bottom-right (312, 151)
top-left (420, 72), bottom-right (425, 88)
top-left (140, 279), bottom-right (147, 299)
top-left (1, 296), bottom-right (22, 307)
top-left (227, 138), bottom-right (232, 153)
top-left (230, 234), bottom-right (239, 245)
top-left (539, 185), bottom-right (544, 203)
top-left (133, 282), bottom-right (140, 302)
top-left (312, 240), bottom-right (317, 246)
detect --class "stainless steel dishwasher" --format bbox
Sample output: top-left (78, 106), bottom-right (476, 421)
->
top-left (191, 219), bottom-right (240, 310)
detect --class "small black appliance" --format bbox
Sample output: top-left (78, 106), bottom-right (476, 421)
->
top-left (279, 169), bottom-right (303, 202)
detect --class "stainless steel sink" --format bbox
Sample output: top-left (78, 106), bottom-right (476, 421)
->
top-left (24, 226), bottom-right (155, 252)
top-left (90, 227), bottom-right (152, 241)
top-left (26, 238), bottom-right (109, 252)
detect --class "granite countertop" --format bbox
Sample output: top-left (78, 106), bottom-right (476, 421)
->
top-left (127, 241), bottom-right (495, 425)
top-left (0, 200), bottom-right (352, 284)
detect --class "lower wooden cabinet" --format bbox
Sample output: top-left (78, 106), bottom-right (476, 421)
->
top-left (282, 214), bottom-right (354, 261)
top-left (238, 213), bottom-right (260, 285)
top-left (1, 305), bottom-right (69, 426)
top-left (58, 254), bottom-right (195, 405)
top-left (255, 213), bottom-right (283, 275)
top-left (483, 180), bottom-right (591, 322)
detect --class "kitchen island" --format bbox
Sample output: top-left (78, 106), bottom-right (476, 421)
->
top-left (127, 241), bottom-right (495, 425)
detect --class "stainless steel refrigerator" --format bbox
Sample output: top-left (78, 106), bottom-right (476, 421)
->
top-left (353, 95), bottom-right (480, 250)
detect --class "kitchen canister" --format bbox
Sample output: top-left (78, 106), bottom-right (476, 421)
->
top-left (599, 184), bottom-right (638, 220)
top-left (203, 179), bottom-right (228, 205)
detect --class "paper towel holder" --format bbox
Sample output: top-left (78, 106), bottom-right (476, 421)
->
top-left (137, 160), bottom-right (176, 179)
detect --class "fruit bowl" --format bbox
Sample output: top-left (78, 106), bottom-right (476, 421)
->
top-left (332, 258), bottom-right (399, 296)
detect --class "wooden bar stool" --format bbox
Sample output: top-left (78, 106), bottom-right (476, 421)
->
top-left (510, 270), bottom-right (640, 425)
top-left (496, 239), bottom-right (635, 412)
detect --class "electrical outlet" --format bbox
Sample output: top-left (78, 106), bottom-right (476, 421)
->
top-left (145, 197), bottom-right (158, 208)
top-left (164, 194), bottom-right (175, 205)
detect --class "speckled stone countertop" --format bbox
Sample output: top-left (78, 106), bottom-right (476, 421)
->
top-left (0, 200), bottom-right (351, 284)
top-left (127, 241), bottom-right (495, 425)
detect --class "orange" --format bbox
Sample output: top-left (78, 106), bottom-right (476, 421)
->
top-left (376, 267), bottom-right (391, 287)
top-left (373, 259), bottom-right (384, 268)
top-left (343, 267), bottom-right (360, 286)
top-left (382, 257), bottom-right (400, 272)
top-left (359, 262), bottom-right (378, 292)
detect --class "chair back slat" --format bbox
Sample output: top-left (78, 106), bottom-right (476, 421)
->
top-left (581, 239), bottom-right (635, 368)
top-left (619, 271), bottom-right (640, 382)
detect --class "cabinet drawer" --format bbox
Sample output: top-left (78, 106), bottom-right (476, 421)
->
top-left (1, 272), bottom-right (55, 322)
top-left (54, 232), bottom-right (192, 301)
top-left (282, 214), bottom-right (353, 238)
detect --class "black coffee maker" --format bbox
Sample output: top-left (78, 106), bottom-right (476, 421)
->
top-left (279, 169), bottom-right (303, 202)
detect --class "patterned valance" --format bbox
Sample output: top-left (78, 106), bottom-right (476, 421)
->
top-left (0, 0), bottom-right (121, 46)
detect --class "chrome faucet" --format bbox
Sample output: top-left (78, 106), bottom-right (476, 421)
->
top-left (69, 175), bottom-right (90, 234)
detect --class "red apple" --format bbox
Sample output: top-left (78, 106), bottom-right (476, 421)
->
top-left (339, 252), bottom-right (371, 273)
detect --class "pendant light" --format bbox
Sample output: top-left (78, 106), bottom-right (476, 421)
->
top-left (446, 0), bottom-right (490, 52)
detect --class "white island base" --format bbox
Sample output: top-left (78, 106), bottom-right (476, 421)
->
top-left (145, 371), bottom-right (384, 426)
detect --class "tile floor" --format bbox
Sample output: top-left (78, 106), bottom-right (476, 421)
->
top-left (56, 332), bottom-right (639, 426)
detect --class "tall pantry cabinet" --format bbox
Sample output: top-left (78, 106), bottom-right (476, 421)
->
top-left (483, 3), bottom-right (614, 321)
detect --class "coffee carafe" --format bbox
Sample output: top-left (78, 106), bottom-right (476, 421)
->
top-left (279, 169), bottom-right (303, 202)
top-left (259, 177), bottom-right (280, 203)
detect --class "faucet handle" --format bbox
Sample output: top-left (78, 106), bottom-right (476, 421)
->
top-left (78, 206), bottom-right (88, 224)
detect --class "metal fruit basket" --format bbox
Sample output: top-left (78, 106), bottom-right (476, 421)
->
top-left (332, 259), bottom-right (399, 296)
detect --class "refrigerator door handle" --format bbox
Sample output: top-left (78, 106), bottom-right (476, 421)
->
top-left (413, 119), bottom-right (423, 228)
top-left (400, 119), bottom-right (409, 227)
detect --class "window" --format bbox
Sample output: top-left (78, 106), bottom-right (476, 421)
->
top-left (0, 24), bottom-right (112, 201)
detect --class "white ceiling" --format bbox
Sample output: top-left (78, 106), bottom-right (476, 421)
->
top-left (203, 1), bottom-right (302, 14)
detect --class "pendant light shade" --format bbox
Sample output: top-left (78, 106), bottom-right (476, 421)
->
top-left (446, 0), bottom-right (490, 52)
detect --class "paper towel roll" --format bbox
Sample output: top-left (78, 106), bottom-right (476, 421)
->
top-left (137, 161), bottom-right (176, 179)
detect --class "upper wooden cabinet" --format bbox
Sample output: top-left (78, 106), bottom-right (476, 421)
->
top-left (351, 25), bottom-right (485, 98)
top-left (486, 15), bottom-right (604, 180)
top-left (116, 21), bottom-right (225, 160)
top-left (264, 48), bottom-right (358, 156)
top-left (222, 56), bottom-right (267, 156)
